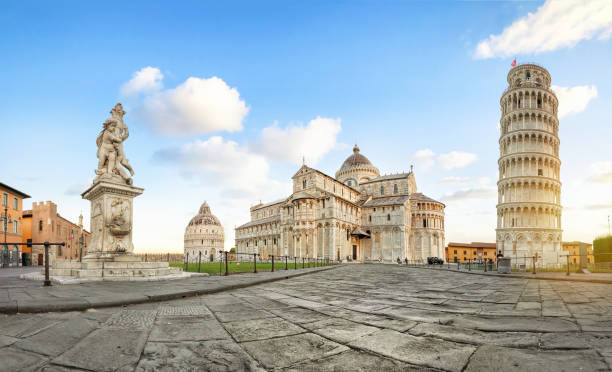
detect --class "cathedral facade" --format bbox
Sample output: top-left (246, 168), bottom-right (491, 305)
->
top-left (235, 146), bottom-right (445, 263)
top-left (184, 201), bottom-right (224, 262)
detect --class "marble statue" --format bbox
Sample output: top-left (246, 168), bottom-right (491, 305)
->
top-left (95, 103), bottom-right (134, 185)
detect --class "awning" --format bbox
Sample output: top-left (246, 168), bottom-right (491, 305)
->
top-left (351, 227), bottom-right (370, 238)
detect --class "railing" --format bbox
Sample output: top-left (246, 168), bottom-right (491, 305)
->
top-left (170, 251), bottom-right (338, 276)
top-left (136, 253), bottom-right (183, 263)
top-left (403, 253), bottom-right (612, 275)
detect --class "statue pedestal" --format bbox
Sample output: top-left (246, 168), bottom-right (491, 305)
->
top-left (82, 180), bottom-right (143, 258)
top-left (42, 180), bottom-right (187, 281)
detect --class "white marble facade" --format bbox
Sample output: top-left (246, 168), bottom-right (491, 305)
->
top-left (497, 64), bottom-right (563, 266)
top-left (236, 145), bottom-right (445, 263)
top-left (184, 202), bottom-right (224, 263)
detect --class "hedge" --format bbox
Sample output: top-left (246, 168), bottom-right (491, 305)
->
top-left (593, 235), bottom-right (612, 263)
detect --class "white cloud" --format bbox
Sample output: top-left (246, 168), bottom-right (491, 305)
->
top-left (154, 136), bottom-right (289, 200)
top-left (255, 117), bottom-right (342, 165)
top-left (440, 176), bottom-right (472, 184)
top-left (475, 0), bottom-right (612, 59)
top-left (412, 149), bottom-right (436, 171)
top-left (588, 161), bottom-right (612, 183)
top-left (121, 66), bottom-right (164, 97)
top-left (437, 151), bottom-right (478, 170)
top-left (551, 85), bottom-right (598, 118)
top-left (121, 67), bottom-right (250, 136)
top-left (140, 76), bottom-right (249, 136)
top-left (442, 187), bottom-right (497, 201)
top-left (412, 149), bottom-right (477, 171)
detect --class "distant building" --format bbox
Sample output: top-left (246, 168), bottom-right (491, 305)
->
top-left (236, 145), bottom-right (445, 263)
top-left (562, 241), bottom-right (594, 264)
top-left (446, 242), bottom-right (497, 263)
top-left (184, 201), bottom-right (224, 262)
top-left (22, 201), bottom-right (91, 266)
top-left (0, 182), bottom-right (31, 267)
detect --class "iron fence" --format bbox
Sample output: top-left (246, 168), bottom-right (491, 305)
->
top-left (403, 252), bottom-right (612, 275)
top-left (172, 252), bottom-right (337, 276)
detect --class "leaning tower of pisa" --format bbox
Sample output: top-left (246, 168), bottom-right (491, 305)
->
top-left (496, 63), bottom-right (562, 266)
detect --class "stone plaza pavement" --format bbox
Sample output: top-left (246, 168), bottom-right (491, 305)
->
top-left (1, 264), bottom-right (612, 371)
top-left (0, 266), bottom-right (336, 314)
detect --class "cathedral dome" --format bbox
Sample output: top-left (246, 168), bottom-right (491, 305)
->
top-left (335, 145), bottom-right (380, 186)
top-left (339, 145), bottom-right (374, 170)
top-left (188, 201), bottom-right (222, 227)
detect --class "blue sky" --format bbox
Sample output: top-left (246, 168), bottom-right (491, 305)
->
top-left (2, 0), bottom-right (611, 252)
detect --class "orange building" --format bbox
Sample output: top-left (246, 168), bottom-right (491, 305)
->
top-left (562, 241), bottom-right (594, 264)
top-left (445, 242), bottom-right (498, 263)
top-left (22, 201), bottom-right (91, 266)
top-left (1, 182), bottom-right (31, 266)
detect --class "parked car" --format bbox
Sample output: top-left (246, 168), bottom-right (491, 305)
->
top-left (427, 257), bottom-right (444, 265)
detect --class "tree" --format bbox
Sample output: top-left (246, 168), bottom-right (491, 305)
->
top-left (593, 235), bottom-right (612, 263)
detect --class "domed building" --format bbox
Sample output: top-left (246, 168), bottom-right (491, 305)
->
top-left (236, 145), bottom-right (445, 263)
top-left (184, 201), bottom-right (224, 262)
top-left (335, 145), bottom-right (380, 188)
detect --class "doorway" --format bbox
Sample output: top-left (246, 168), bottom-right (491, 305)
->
top-left (38, 254), bottom-right (43, 266)
top-left (352, 245), bottom-right (357, 260)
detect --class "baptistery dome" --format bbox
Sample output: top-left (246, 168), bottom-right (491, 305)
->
top-left (188, 202), bottom-right (222, 227)
top-left (184, 201), bottom-right (224, 263)
top-left (335, 145), bottom-right (380, 188)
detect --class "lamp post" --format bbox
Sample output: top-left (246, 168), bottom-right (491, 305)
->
top-left (2, 206), bottom-right (7, 268)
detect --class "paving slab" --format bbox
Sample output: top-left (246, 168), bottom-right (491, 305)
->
top-left (222, 317), bottom-right (305, 342)
top-left (282, 350), bottom-right (435, 372)
top-left (52, 328), bottom-right (148, 371)
top-left (0, 347), bottom-right (48, 372)
top-left (148, 317), bottom-right (230, 342)
top-left (349, 328), bottom-right (476, 372)
top-left (464, 345), bottom-right (608, 372)
top-left (408, 322), bottom-right (540, 348)
top-left (13, 317), bottom-right (97, 356)
top-left (241, 332), bottom-right (348, 369)
top-left (136, 340), bottom-right (264, 371)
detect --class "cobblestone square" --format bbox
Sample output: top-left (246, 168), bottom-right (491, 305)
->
top-left (1, 265), bottom-right (612, 371)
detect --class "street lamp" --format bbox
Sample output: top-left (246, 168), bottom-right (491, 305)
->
top-left (2, 206), bottom-right (7, 268)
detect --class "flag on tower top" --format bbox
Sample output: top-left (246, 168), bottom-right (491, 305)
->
top-left (511, 59), bottom-right (516, 67)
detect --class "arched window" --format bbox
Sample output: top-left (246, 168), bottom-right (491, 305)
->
top-left (423, 219), bottom-right (427, 228)
top-left (303, 179), bottom-right (307, 189)
top-left (369, 215), bottom-right (372, 222)
top-left (393, 184), bottom-right (398, 194)
top-left (387, 214), bottom-right (390, 221)
top-left (380, 186), bottom-right (384, 195)
top-left (39, 220), bottom-right (43, 231)
top-left (346, 229), bottom-right (350, 240)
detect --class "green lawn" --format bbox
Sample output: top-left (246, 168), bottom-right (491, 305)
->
top-left (170, 260), bottom-right (334, 275)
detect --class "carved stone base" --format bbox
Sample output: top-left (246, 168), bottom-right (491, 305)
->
top-left (49, 257), bottom-right (182, 278)
top-left (82, 180), bottom-right (144, 256)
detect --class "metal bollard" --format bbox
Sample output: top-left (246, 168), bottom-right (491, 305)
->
top-left (532, 256), bottom-right (536, 275)
top-left (224, 251), bottom-right (229, 276)
top-left (185, 253), bottom-right (189, 272)
top-left (198, 251), bottom-right (201, 273)
top-left (566, 254), bottom-right (570, 276)
top-left (294, 257), bottom-right (297, 270)
top-left (468, 261), bottom-right (471, 271)
top-left (302, 257), bottom-right (305, 269)
top-left (285, 256), bottom-right (288, 270)
top-left (43, 242), bottom-right (51, 287)
top-left (254, 253), bottom-right (257, 273)
top-left (484, 260), bottom-right (487, 272)
top-left (271, 255), bottom-right (275, 272)
top-left (145, 253), bottom-right (147, 262)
